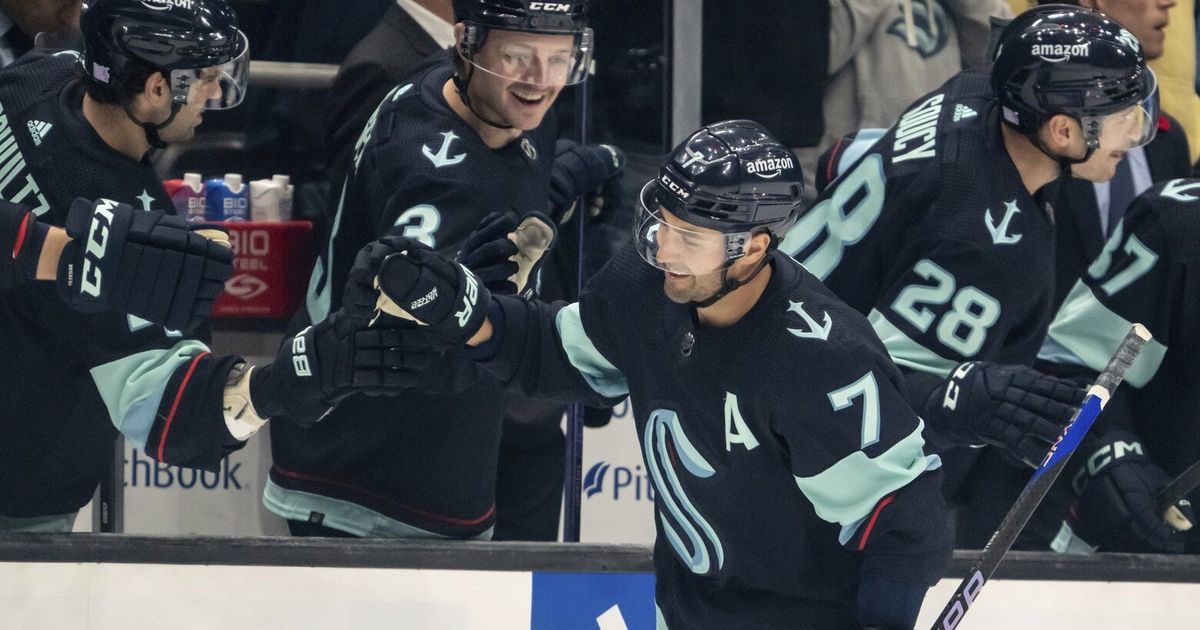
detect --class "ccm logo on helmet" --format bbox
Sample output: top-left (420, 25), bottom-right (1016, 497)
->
top-left (80, 200), bottom-right (119, 298)
top-left (745, 155), bottom-right (794, 180)
top-left (1031, 42), bottom-right (1090, 63)
top-left (141, 0), bottom-right (195, 10)
top-left (529, 2), bottom-right (573, 11)
top-left (660, 174), bottom-right (691, 200)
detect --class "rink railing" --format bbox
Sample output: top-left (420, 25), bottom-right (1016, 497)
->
top-left (247, 60), bottom-right (339, 89)
top-left (3, 534), bottom-right (1200, 582)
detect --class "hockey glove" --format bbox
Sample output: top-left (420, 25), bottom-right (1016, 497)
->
top-left (548, 139), bottom-right (625, 224)
top-left (458, 210), bottom-right (520, 294)
top-left (0, 199), bottom-right (49, 289)
top-left (1068, 431), bottom-right (1195, 553)
top-left (924, 361), bottom-right (1085, 468)
top-left (361, 237), bottom-right (490, 348)
top-left (248, 313), bottom-right (438, 427)
top-left (56, 198), bottom-right (233, 332)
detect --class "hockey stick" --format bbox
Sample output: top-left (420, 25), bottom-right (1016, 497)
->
top-left (930, 324), bottom-right (1151, 630)
top-left (561, 56), bottom-right (596, 543)
top-left (1158, 458), bottom-right (1200, 532)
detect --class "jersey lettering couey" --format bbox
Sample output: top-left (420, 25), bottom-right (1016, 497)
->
top-left (1039, 179), bottom-right (1200, 477)
top-left (267, 52), bottom-right (556, 538)
top-left (482, 247), bottom-right (951, 628)
top-left (0, 51), bottom-right (244, 518)
top-left (782, 70), bottom-right (1056, 383)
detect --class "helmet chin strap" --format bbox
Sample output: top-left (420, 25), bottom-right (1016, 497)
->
top-left (689, 255), bottom-right (772, 309)
top-left (452, 66), bottom-right (515, 131)
top-left (1028, 125), bottom-right (1094, 181)
top-left (124, 101), bottom-right (181, 150)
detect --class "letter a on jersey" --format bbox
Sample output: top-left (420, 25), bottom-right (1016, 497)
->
top-left (724, 392), bottom-right (759, 452)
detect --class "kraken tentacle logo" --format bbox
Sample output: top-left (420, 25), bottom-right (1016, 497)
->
top-left (643, 409), bottom-right (724, 576)
top-left (887, 0), bottom-right (949, 58)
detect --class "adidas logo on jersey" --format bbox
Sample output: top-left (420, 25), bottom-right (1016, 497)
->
top-left (953, 104), bottom-right (977, 122)
top-left (26, 120), bottom-right (52, 146)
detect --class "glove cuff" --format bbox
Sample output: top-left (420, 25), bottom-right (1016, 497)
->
top-left (222, 363), bottom-right (269, 441)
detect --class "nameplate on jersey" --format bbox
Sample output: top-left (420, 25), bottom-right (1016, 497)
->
top-left (892, 94), bottom-right (943, 164)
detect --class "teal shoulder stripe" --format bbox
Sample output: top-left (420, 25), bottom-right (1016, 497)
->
top-left (262, 479), bottom-right (493, 540)
top-left (1042, 281), bottom-right (1167, 388)
top-left (90, 340), bottom-right (210, 449)
top-left (555, 303), bottom-right (629, 398)
top-left (867, 309), bottom-right (959, 377)
top-left (795, 421), bottom-right (940, 539)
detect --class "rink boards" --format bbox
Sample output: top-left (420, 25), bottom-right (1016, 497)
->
top-left (2, 536), bottom-right (1200, 629)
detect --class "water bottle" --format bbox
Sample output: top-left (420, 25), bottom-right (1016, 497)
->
top-left (206, 173), bottom-right (250, 221)
top-left (163, 172), bottom-right (206, 222)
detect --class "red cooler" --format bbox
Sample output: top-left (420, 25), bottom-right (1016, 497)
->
top-left (213, 221), bottom-right (314, 319)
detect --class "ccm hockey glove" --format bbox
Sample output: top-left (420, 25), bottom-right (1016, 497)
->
top-left (248, 314), bottom-right (438, 427)
top-left (923, 361), bottom-right (1085, 468)
top-left (1069, 431), bottom-right (1195, 553)
top-left (548, 139), bottom-right (625, 224)
top-left (56, 198), bottom-right (233, 331)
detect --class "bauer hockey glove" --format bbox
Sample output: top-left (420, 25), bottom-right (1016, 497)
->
top-left (548, 139), bottom-right (625, 224)
top-left (355, 236), bottom-right (490, 348)
top-left (56, 198), bottom-right (233, 331)
top-left (247, 313), bottom-right (438, 427)
top-left (923, 361), bottom-right (1085, 468)
top-left (1067, 430), bottom-right (1195, 554)
top-left (0, 199), bottom-right (49, 289)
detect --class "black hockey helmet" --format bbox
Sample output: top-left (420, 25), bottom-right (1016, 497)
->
top-left (82, 0), bottom-right (249, 110)
top-left (452, 0), bottom-right (592, 87)
top-left (992, 4), bottom-right (1157, 153)
top-left (453, 0), bottom-right (588, 33)
top-left (635, 120), bottom-right (805, 276)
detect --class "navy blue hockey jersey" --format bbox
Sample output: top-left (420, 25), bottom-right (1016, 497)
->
top-left (481, 246), bottom-right (951, 628)
top-left (0, 51), bottom-right (245, 518)
top-left (782, 70), bottom-right (1057, 386)
top-left (266, 51), bottom-right (557, 538)
top-left (1039, 179), bottom-right (1200, 477)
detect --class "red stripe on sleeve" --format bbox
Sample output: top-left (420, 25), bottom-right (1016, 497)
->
top-left (11, 212), bottom-right (30, 260)
top-left (156, 352), bottom-right (210, 462)
top-left (856, 494), bottom-right (896, 551)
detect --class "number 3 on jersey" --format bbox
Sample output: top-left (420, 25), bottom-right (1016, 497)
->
top-left (781, 153), bottom-right (886, 279)
top-left (393, 205), bottom-right (442, 247)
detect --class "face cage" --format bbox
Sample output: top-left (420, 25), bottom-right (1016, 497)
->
top-left (1079, 69), bottom-right (1159, 152)
top-left (634, 181), bottom-right (753, 276)
top-left (464, 26), bottom-right (593, 87)
top-left (167, 30), bottom-right (250, 110)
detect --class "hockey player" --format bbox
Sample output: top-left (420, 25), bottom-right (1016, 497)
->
top-left (266, 0), bottom-right (619, 539)
top-left (786, 6), bottom-right (1155, 537)
top-left (0, 0), bottom-right (436, 533)
top-left (1020, 179), bottom-right (1200, 553)
top-left (1, 196), bottom-right (233, 329)
top-left (358, 120), bottom-right (952, 629)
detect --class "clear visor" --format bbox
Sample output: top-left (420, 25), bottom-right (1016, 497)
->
top-left (467, 28), bottom-right (593, 87)
top-left (634, 181), bottom-right (751, 276)
top-left (1083, 69), bottom-right (1159, 151)
top-left (168, 30), bottom-right (250, 110)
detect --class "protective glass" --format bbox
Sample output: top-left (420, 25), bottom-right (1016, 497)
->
top-left (1083, 69), bottom-right (1159, 151)
top-left (634, 181), bottom-right (751, 276)
top-left (168, 30), bottom-right (250, 110)
top-left (468, 28), bottom-right (594, 87)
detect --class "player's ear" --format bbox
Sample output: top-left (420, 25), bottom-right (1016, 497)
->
top-left (141, 71), bottom-right (169, 107)
top-left (1042, 113), bottom-right (1082, 157)
top-left (742, 231), bottom-right (772, 266)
